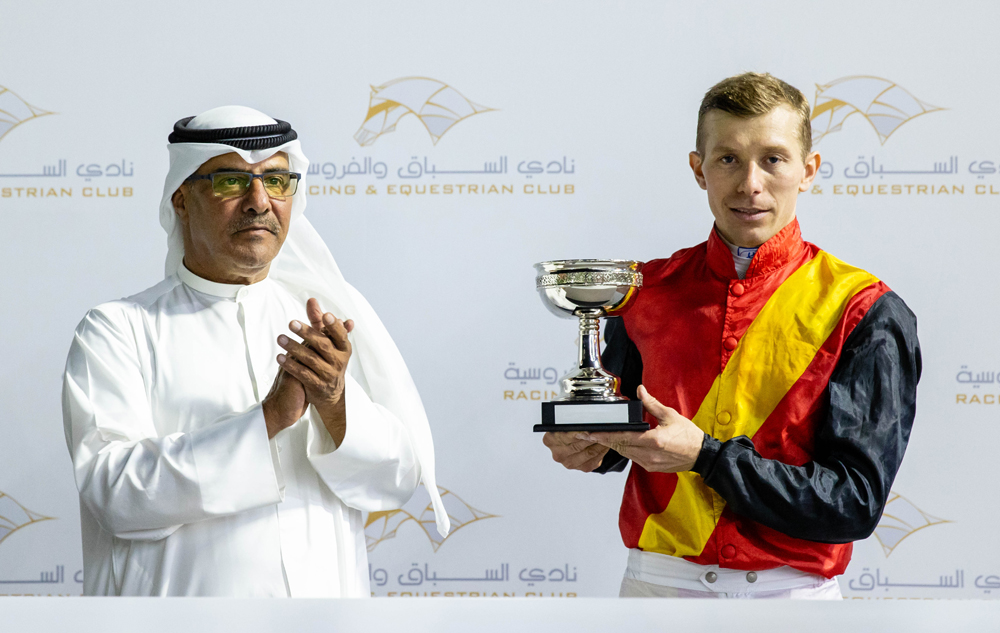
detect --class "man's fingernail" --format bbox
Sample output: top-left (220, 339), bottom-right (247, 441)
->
top-left (277, 335), bottom-right (288, 346)
top-left (277, 354), bottom-right (286, 364)
top-left (290, 321), bottom-right (301, 332)
top-left (324, 313), bottom-right (335, 325)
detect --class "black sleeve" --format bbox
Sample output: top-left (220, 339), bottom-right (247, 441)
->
top-left (592, 317), bottom-right (644, 474)
top-left (691, 291), bottom-right (921, 543)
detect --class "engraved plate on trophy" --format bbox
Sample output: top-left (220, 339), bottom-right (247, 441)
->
top-left (533, 259), bottom-right (648, 432)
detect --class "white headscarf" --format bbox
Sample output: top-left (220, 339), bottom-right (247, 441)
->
top-left (159, 106), bottom-right (449, 537)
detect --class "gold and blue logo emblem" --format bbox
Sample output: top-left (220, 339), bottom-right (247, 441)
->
top-left (811, 76), bottom-right (942, 145)
top-left (354, 77), bottom-right (494, 147)
top-left (0, 85), bottom-right (53, 145)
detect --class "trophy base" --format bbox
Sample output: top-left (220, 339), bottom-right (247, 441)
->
top-left (534, 400), bottom-right (647, 433)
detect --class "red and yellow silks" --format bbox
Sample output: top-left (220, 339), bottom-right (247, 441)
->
top-left (636, 251), bottom-right (879, 557)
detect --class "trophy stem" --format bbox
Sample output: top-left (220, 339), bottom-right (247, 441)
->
top-left (557, 309), bottom-right (623, 402)
top-left (578, 311), bottom-right (603, 371)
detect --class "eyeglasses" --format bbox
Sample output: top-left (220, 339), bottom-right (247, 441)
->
top-left (185, 171), bottom-right (301, 199)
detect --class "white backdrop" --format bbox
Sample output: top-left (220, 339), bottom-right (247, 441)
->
top-left (1, 0), bottom-right (998, 600)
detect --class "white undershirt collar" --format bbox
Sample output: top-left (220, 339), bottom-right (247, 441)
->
top-left (718, 235), bottom-right (760, 280)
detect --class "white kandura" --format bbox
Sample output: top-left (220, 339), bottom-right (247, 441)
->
top-left (63, 263), bottom-right (420, 596)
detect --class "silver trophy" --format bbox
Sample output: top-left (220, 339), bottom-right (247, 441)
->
top-left (533, 259), bottom-right (647, 432)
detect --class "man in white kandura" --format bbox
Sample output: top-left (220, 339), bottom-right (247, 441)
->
top-left (62, 106), bottom-right (448, 597)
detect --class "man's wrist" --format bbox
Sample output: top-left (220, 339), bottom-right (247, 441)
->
top-left (316, 394), bottom-right (347, 447)
top-left (691, 434), bottom-right (721, 477)
top-left (262, 399), bottom-right (280, 439)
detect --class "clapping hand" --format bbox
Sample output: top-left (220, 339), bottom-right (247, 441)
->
top-left (264, 298), bottom-right (354, 443)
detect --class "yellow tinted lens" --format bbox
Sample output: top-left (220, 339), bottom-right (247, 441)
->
top-left (212, 172), bottom-right (252, 198)
top-left (262, 172), bottom-right (296, 198)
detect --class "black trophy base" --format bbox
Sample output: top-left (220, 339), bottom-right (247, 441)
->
top-left (534, 400), bottom-right (647, 433)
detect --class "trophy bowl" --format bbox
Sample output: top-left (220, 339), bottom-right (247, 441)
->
top-left (533, 259), bottom-right (647, 432)
top-left (535, 259), bottom-right (642, 319)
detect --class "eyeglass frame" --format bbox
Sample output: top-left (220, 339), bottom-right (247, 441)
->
top-left (184, 170), bottom-right (303, 199)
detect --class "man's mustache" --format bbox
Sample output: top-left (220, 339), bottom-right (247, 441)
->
top-left (230, 215), bottom-right (280, 234)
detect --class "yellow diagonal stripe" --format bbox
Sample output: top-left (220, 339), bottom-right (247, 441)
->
top-left (637, 251), bottom-right (878, 557)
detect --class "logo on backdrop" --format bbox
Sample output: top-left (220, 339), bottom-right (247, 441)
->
top-left (0, 490), bottom-right (83, 592)
top-left (845, 493), bottom-right (992, 595)
top-left (503, 361), bottom-right (563, 401)
top-left (0, 490), bottom-right (53, 548)
top-left (366, 487), bottom-right (580, 598)
top-left (811, 76), bottom-right (943, 146)
top-left (873, 492), bottom-right (950, 557)
top-left (0, 82), bottom-right (136, 201)
top-left (839, 492), bottom-right (965, 596)
top-left (954, 365), bottom-right (1000, 403)
top-left (802, 77), bottom-right (1000, 198)
top-left (0, 85), bottom-right (54, 145)
top-left (365, 485), bottom-right (497, 553)
top-left (354, 77), bottom-right (495, 147)
top-left (502, 332), bottom-right (605, 401)
top-left (303, 74), bottom-right (574, 199)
